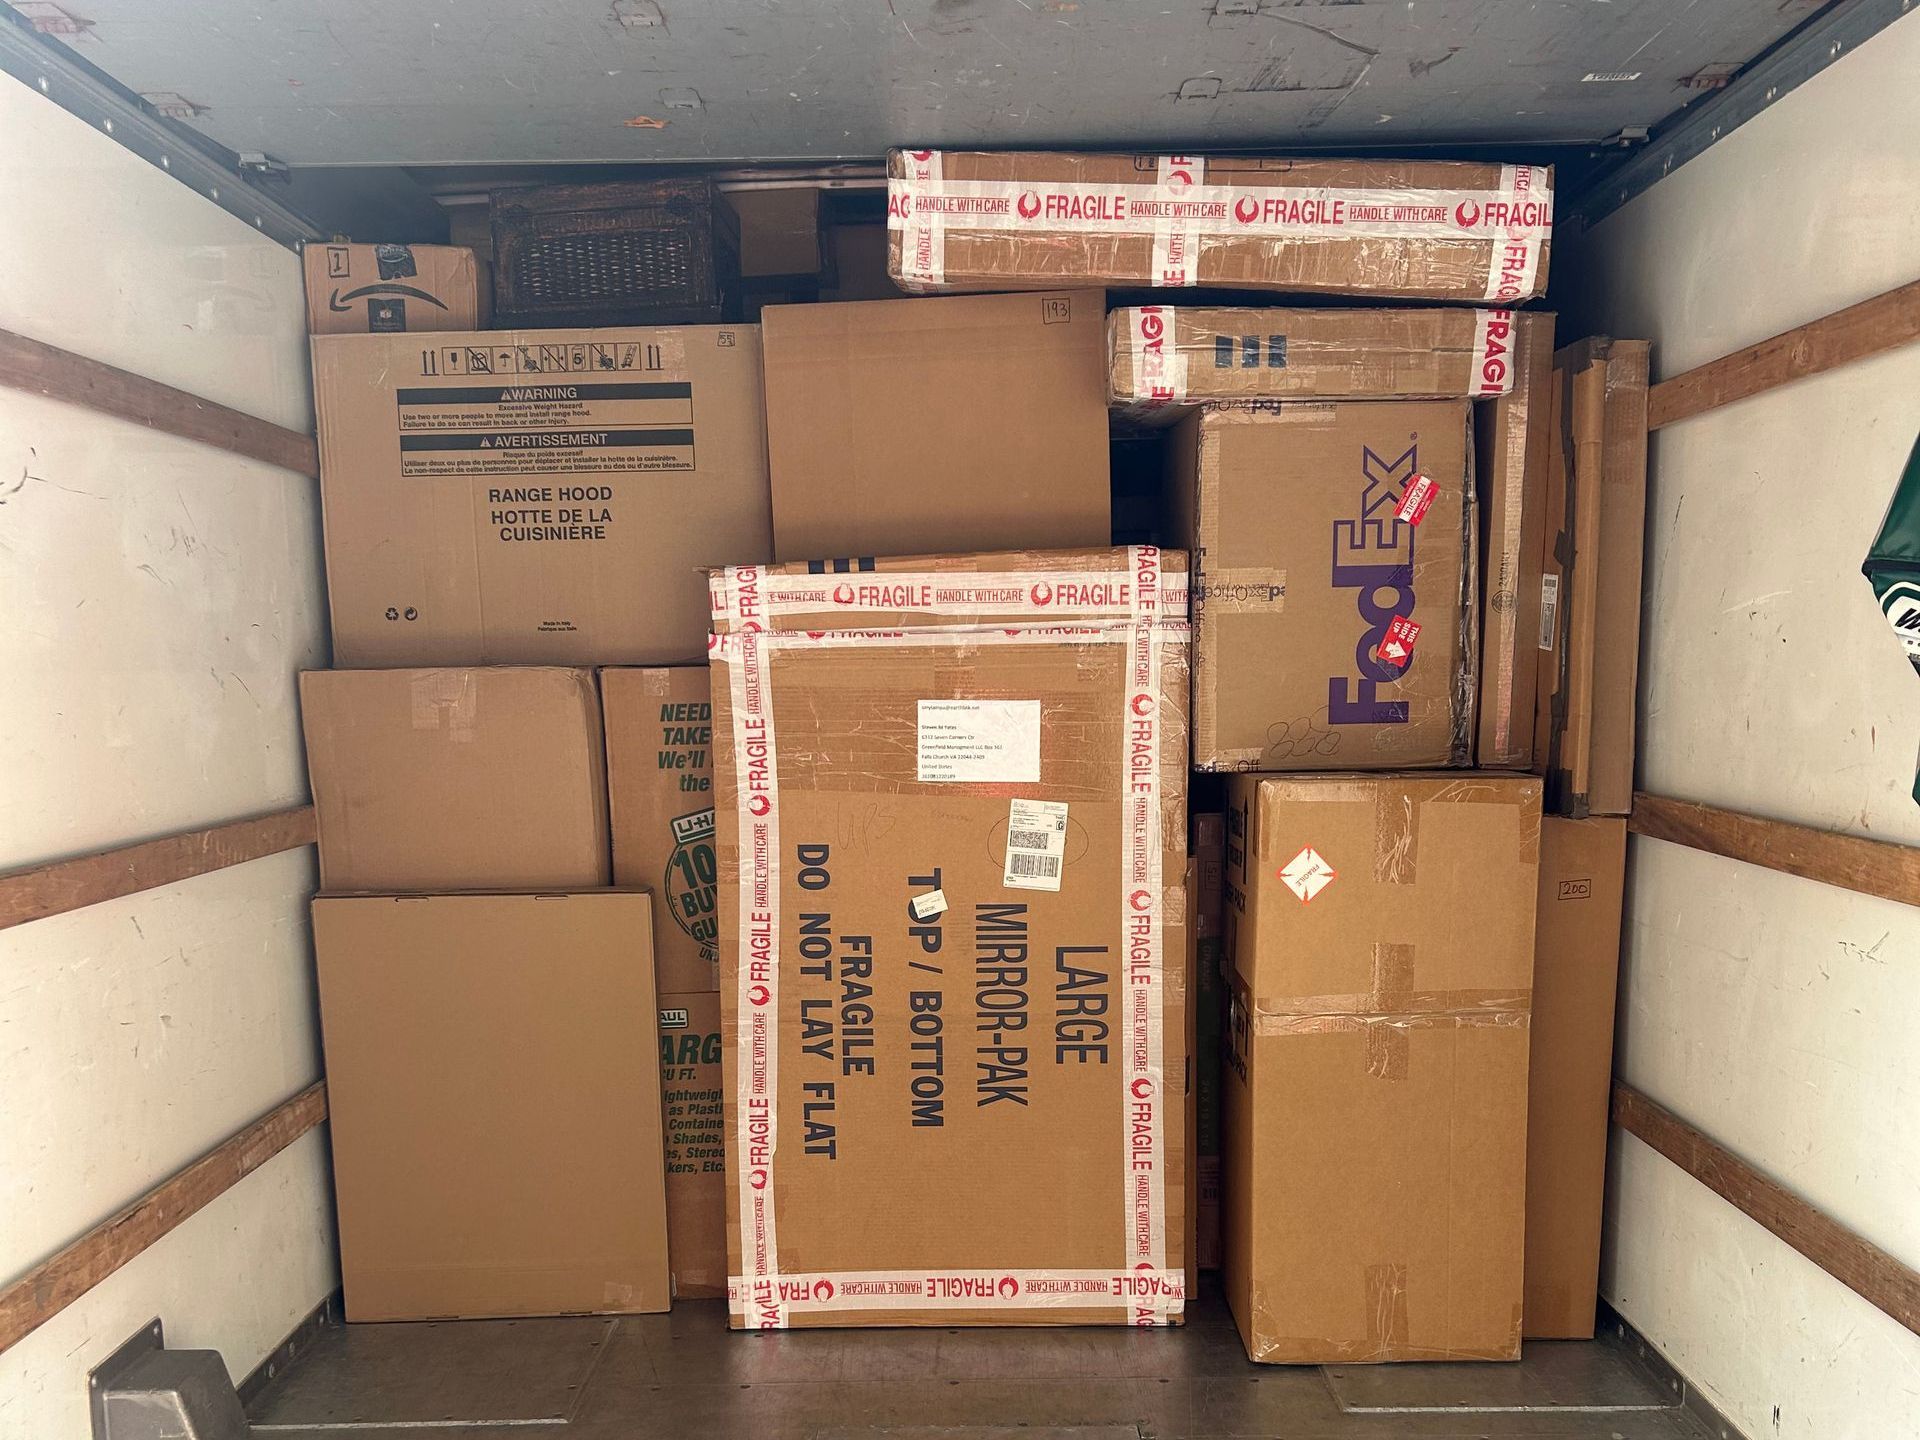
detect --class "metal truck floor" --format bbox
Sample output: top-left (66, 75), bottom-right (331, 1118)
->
top-left (244, 1287), bottom-right (1720, 1440)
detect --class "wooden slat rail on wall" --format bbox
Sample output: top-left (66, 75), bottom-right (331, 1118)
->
top-left (0, 806), bottom-right (318, 933)
top-left (0, 1082), bottom-right (328, 1356)
top-left (0, 326), bottom-right (319, 478)
top-left (1613, 1082), bottom-right (1920, 1338)
top-left (1648, 276), bottom-right (1920, 429)
top-left (1630, 792), bottom-right (1920, 910)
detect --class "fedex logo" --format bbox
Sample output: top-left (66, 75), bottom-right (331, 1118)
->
top-left (1329, 441), bottom-right (1419, 725)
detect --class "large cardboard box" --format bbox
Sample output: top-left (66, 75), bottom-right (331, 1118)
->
top-left (889, 151), bottom-right (1551, 302)
top-left (1475, 310), bottom-right (1556, 768)
top-left (1524, 816), bottom-right (1627, 1338)
top-left (602, 666), bottom-right (727, 1299)
top-left (710, 548), bottom-right (1190, 1328)
top-left (312, 891), bottom-right (669, 1320)
top-left (303, 241), bottom-right (490, 335)
top-left (761, 292), bottom-right (1110, 561)
top-left (1536, 339), bottom-right (1651, 815)
top-left (1109, 306), bottom-right (1518, 424)
top-left (1167, 401), bottom-right (1476, 772)
top-left (1222, 774), bottom-right (1541, 1364)
top-left (314, 325), bottom-right (771, 667)
top-left (1191, 812), bottom-right (1226, 1272)
top-left (300, 667), bottom-right (610, 892)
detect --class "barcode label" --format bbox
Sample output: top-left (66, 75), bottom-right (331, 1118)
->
top-left (1003, 798), bottom-right (1069, 893)
top-left (1538, 573), bottom-right (1561, 651)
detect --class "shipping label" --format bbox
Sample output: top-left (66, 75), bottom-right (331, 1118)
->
top-left (1003, 798), bottom-right (1069, 892)
top-left (917, 700), bottom-right (1042, 783)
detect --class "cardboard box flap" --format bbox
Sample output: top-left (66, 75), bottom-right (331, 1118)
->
top-left (711, 546), bottom-right (1190, 634)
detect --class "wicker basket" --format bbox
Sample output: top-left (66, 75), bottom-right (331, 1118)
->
top-left (490, 178), bottom-right (739, 328)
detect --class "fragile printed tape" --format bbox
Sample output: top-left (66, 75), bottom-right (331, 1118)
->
top-left (1469, 308), bottom-right (1520, 397)
top-left (711, 566), bottom-right (1191, 630)
top-left (890, 154), bottom-right (1554, 298)
top-left (1151, 157), bottom-right (1207, 287)
top-left (727, 1266), bottom-right (1186, 1316)
top-left (1127, 306), bottom-right (1188, 406)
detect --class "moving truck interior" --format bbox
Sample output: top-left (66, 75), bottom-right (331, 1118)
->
top-left (2, 3), bottom-right (1917, 1437)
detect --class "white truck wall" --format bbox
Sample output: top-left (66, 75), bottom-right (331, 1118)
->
top-left (1562, 12), bottom-right (1920, 1439)
top-left (0, 74), bottom-right (333, 1438)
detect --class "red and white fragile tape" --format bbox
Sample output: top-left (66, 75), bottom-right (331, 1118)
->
top-left (716, 546), bottom-right (1184, 1329)
top-left (728, 1266), bottom-right (1186, 1321)
top-left (710, 565), bottom-right (1191, 631)
top-left (1469, 307), bottom-right (1519, 396)
top-left (1127, 305), bottom-right (1187, 407)
top-left (890, 152), bottom-right (1553, 298)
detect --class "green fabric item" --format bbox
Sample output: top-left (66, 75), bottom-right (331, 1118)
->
top-left (1862, 432), bottom-right (1920, 802)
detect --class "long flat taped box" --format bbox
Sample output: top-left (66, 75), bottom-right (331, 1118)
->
top-left (1223, 774), bottom-right (1541, 1364)
top-left (1109, 306), bottom-right (1518, 424)
top-left (761, 292), bottom-right (1110, 561)
top-left (711, 548), bottom-right (1190, 1327)
top-left (303, 242), bottom-right (490, 335)
top-left (313, 891), bottom-right (669, 1320)
top-left (300, 667), bottom-right (610, 892)
top-left (1167, 402), bottom-right (1475, 771)
top-left (603, 666), bottom-right (727, 1299)
top-left (888, 151), bottom-right (1551, 302)
top-left (1475, 310), bottom-right (1556, 768)
top-left (1524, 816), bottom-right (1626, 1338)
top-left (314, 325), bottom-right (770, 667)
top-left (1536, 338), bottom-right (1650, 816)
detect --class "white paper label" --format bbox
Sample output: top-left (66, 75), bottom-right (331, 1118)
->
top-left (1279, 845), bottom-right (1337, 904)
top-left (1538, 573), bottom-right (1561, 651)
top-left (909, 889), bottom-right (949, 921)
top-left (1003, 798), bottom-right (1069, 892)
top-left (917, 700), bottom-right (1042, 783)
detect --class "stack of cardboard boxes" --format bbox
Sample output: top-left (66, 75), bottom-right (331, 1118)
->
top-left (295, 146), bottom-right (1644, 1359)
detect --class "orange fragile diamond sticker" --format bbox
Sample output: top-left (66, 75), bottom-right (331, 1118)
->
top-left (1394, 473), bottom-right (1437, 527)
top-left (1279, 845), bottom-right (1336, 903)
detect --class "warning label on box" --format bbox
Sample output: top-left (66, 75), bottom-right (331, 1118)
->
top-left (394, 381), bottom-right (696, 476)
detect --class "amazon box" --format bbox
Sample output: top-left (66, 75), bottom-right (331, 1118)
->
top-left (314, 325), bottom-right (770, 667)
top-left (303, 242), bottom-right (490, 335)
top-left (1523, 816), bottom-right (1627, 1338)
top-left (300, 667), bottom-right (610, 892)
top-left (313, 890), bottom-right (669, 1320)
top-left (710, 547), bottom-right (1190, 1328)
top-left (1109, 306), bottom-right (1517, 425)
top-left (889, 151), bottom-right (1551, 302)
top-left (1222, 773), bottom-right (1540, 1364)
top-left (1168, 401), bottom-right (1476, 771)
top-left (761, 292), bottom-right (1109, 561)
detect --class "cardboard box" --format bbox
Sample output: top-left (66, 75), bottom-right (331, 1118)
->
top-left (1191, 812), bottom-right (1226, 1272)
top-left (303, 242), bottom-right (490, 335)
top-left (1536, 339), bottom-right (1651, 816)
top-left (314, 325), bottom-right (771, 667)
top-left (1222, 773), bottom-right (1541, 1364)
top-left (1109, 306), bottom-right (1518, 424)
top-left (312, 891), bottom-right (669, 1320)
top-left (1183, 856), bottom-right (1201, 1309)
top-left (727, 189), bottom-right (824, 278)
top-left (1166, 402), bottom-right (1476, 771)
top-left (761, 292), bottom-right (1110, 561)
top-left (300, 667), bottom-right (610, 892)
top-left (711, 547), bottom-right (1190, 1328)
top-left (658, 989), bottom-right (727, 1299)
top-left (1475, 310), bottom-right (1556, 768)
top-left (889, 151), bottom-right (1552, 302)
top-left (1524, 816), bottom-right (1627, 1338)
top-left (604, 667), bottom-right (719, 993)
